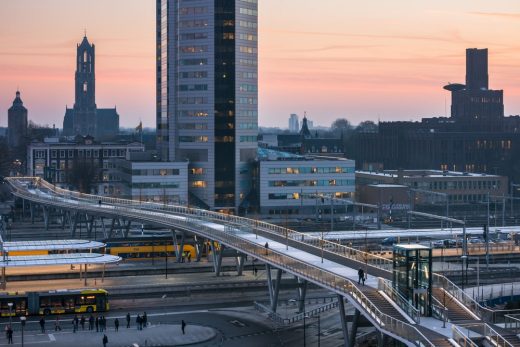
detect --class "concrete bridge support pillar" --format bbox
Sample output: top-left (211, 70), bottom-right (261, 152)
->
top-left (43, 206), bottom-right (49, 231)
top-left (194, 236), bottom-right (204, 262)
top-left (86, 215), bottom-right (95, 239)
top-left (376, 331), bottom-right (387, 347)
top-left (349, 308), bottom-right (360, 347)
top-left (266, 264), bottom-right (282, 312)
top-left (236, 254), bottom-right (246, 276)
top-left (30, 202), bottom-right (35, 224)
top-left (338, 295), bottom-right (351, 347)
top-left (176, 231), bottom-right (186, 263)
top-left (296, 277), bottom-right (307, 313)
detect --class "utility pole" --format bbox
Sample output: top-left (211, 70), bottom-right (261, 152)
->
top-left (330, 195), bottom-right (334, 232)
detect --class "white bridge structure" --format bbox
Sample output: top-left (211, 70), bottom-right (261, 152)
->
top-left (5, 177), bottom-right (520, 347)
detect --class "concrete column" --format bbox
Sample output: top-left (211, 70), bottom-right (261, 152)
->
top-left (297, 278), bottom-right (308, 313)
top-left (215, 244), bottom-right (225, 276)
top-left (349, 308), bottom-right (360, 347)
top-left (337, 295), bottom-right (350, 347)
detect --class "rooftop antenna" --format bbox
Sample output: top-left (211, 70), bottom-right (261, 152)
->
top-left (84, 28), bottom-right (87, 38)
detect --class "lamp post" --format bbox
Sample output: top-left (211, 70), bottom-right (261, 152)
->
top-left (165, 243), bottom-right (168, 279)
top-left (303, 313), bottom-right (307, 347)
top-left (20, 316), bottom-right (26, 347)
top-left (7, 302), bottom-right (13, 327)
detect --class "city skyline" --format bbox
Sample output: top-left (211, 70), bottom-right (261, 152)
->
top-left (1, 0), bottom-right (520, 129)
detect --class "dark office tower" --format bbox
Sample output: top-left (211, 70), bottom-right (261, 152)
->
top-left (63, 35), bottom-right (119, 139)
top-left (466, 48), bottom-right (488, 91)
top-left (157, 0), bottom-right (258, 212)
top-left (7, 90), bottom-right (28, 148)
top-left (444, 48), bottom-right (503, 125)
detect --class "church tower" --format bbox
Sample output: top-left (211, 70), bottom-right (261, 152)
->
top-left (73, 35), bottom-right (96, 136)
top-left (63, 34), bottom-right (119, 139)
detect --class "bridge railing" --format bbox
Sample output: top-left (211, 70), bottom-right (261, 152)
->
top-left (8, 177), bottom-right (435, 347)
top-left (14, 177), bottom-right (394, 274)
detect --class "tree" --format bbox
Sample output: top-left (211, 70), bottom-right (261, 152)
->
top-left (355, 120), bottom-right (378, 133)
top-left (67, 159), bottom-right (99, 193)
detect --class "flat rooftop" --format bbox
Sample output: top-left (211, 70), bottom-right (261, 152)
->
top-left (357, 169), bottom-right (501, 178)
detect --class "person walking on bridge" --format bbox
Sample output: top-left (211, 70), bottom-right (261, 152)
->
top-left (358, 268), bottom-right (365, 285)
top-left (264, 242), bottom-right (269, 255)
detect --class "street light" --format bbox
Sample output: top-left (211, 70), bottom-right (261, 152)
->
top-left (20, 316), bottom-right (26, 347)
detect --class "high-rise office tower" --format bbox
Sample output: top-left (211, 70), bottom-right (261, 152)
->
top-left (289, 114), bottom-right (299, 133)
top-left (444, 48), bottom-right (503, 124)
top-left (157, 0), bottom-right (258, 211)
top-left (466, 48), bottom-right (488, 91)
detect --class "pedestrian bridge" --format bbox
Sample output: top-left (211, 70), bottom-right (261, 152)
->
top-left (5, 177), bottom-right (520, 347)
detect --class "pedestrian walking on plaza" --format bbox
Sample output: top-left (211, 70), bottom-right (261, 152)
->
top-left (74, 315), bottom-right (79, 330)
top-left (72, 318), bottom-right (77, 333)
top-left (253, 266), bottom-right (257, 276)
top-left (101, 316), bottom-right (106, 332)
top-left (39, 318), bottom-right (45, 333)
top-left (102, 334), bottom-right (108, 347)
top-left (80, 315), bottom-right (85, 330)
top-left (55, 317), bottom-right (61, 331)
top-left (126, 313), bottom-right (130, 328)
top-left (181, 320), bottom-right (186, 335)
top-left (6, 326), bottom-right (12, 344)
top-left (143, 312), bottom-right (147, 328)
top-left (114, 318), bottom-right (119, 332)
top-left (264, 242), bottom-right (269, 255)
top-left (95, 316), bottom-right (99, 332)
top-left (89, 315), bottom-right (94, 331)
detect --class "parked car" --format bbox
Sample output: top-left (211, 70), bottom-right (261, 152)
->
top-left (381, 237), bottom-right (397, 246)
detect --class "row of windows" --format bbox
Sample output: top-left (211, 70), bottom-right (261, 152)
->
top-left (421, 180), bottom-right (501, 191)
top-left (127, 168), bottom-right (180, 176)
top-left (239, 46), bottom-right (257, 54)
top-left (240, 136), bottom-right (257, 142)
top-left (239, 7), bottom-right (257, 16)
top-left (239, 20), bottom-right (257, 28)
top-left (179, 7), bottom-right (206, 15)
top-left (179, 84), bottom-right (208, 91)
top-left (238, 33), bottom-right (257, 41)
top-left (239, 84), bottom-right (257, 92)
top-left (238, 123), bottom-right (257, 129)
top-left (180, 45), bottom-right (208, 53)
top-left (132, 182), bottom-right (180, 189)
top-left (268, 167), bottom-right (355, 174)
top-left (179, 20), bottom-right (208, 28)
top-left (268, 179), bottom-right (355, 187)
top-left (268, 192), bottom-right (348, 201)
top-left (180, 71), bottom-right (208, 79)
top-left (240, 72), bottom-right (257, 79)
top-left (180, 58), bottom-right (207, 66)
top-left (179, 136), bottom-right (208, 143)
top-left (178, 97), bottom-right (207, 104)
top-left (238, 97), bottom-right (257, 104)
top-left (179, 110), bottom-right (208, 117)
top-left (239, 58), bottom-right (257, 66)
top-left (178, 123), bottom-right (208, 130)
top-left (238, 110), bottom-right (258, 117)
top-left (38, 149), bottom-right (129, 159)
top-left (180, 33), bottom-right (208, 40)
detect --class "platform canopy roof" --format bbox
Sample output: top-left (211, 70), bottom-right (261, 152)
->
top-left (0, 253), bottom-right (120, 267)
top-left (3, 240), bottom-right (105, 252)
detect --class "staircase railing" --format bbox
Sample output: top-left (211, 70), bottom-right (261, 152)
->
top-left (458, 322), bottom-right (514, 347)
top-left (451, 325), bottom-right (479, 347)
top-left (378, 278), bottom-right (421, 324)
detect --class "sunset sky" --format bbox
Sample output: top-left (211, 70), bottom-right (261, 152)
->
top-left (1, 0), bottom-right (520, 128)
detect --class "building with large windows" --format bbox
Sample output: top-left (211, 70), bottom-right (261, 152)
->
top-left (27, 136), bottom-right (144, 195)
top-left (157, 0), bottom-right (258, 212)
top-left (257, 148), bottom-right (355, 216)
